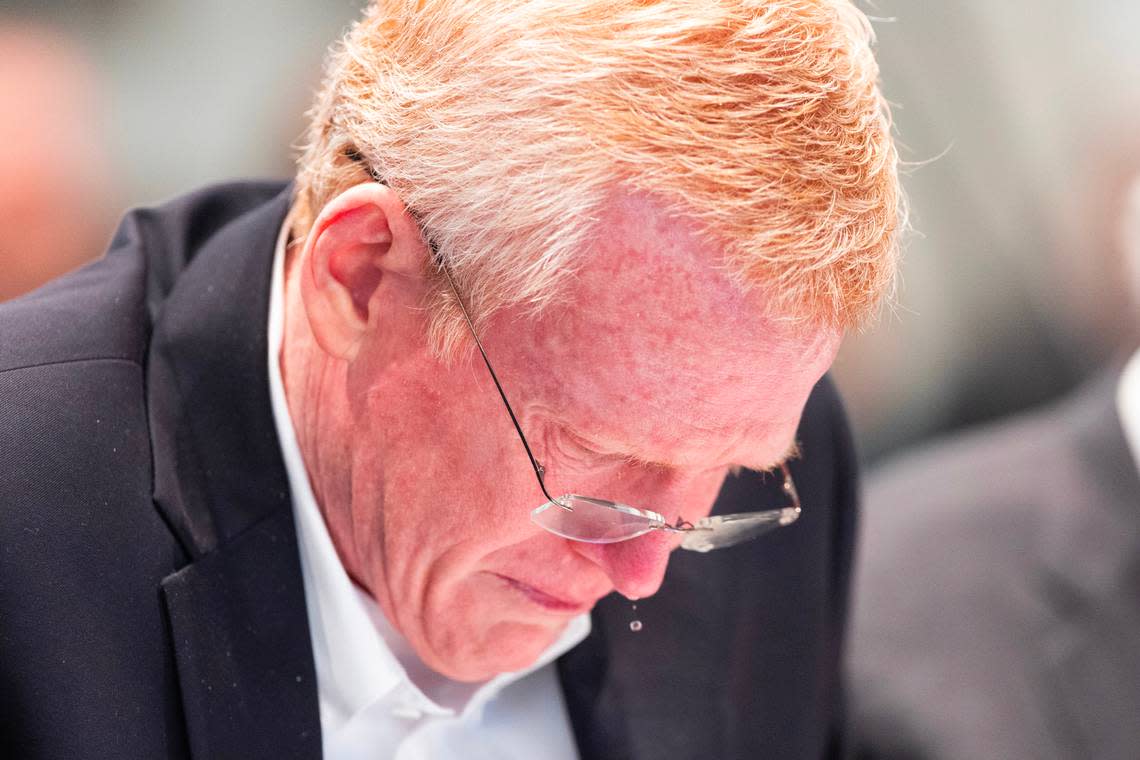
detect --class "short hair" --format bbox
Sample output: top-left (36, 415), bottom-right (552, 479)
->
top-left (294, 0), bottom-right (902, 354)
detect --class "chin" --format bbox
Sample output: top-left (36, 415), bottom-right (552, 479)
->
top-left (426, 619), bottom-right (563, 682)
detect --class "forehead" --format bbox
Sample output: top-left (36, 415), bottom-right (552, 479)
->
top-left (488, 195), bottom-right (840, 468)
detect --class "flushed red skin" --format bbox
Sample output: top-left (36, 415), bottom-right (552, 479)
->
top-left (282, 186), bottom-right (840, 682)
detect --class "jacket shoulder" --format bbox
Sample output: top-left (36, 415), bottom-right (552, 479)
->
top-left (0, 180), bottom-right (288, 375)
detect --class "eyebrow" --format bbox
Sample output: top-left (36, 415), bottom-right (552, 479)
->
top-left (566, 426), bottom-right (799, 474)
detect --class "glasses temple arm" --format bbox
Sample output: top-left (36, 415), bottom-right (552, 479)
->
top-left (437, 264), bottom-right (561, 506)
top-left (343, 147), bottom-right (559, 505)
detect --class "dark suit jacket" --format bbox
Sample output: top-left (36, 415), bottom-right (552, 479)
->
top-left (1, 182), bottom-right (859, 759)
top-left (849, 372), bottom-right (1140, 760)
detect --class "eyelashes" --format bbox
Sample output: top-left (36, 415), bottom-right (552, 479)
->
top-left (544, 422), bottom-right (748, 477)
top-left (545, 428), bottom-right (608, 469)
top-left (543, 427), bottom-right (629, 474)
top-left (547, 427), bottom-right (673, 476)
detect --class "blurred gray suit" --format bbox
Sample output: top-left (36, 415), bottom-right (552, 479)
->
top-left (848, 371), bottom-right (1140, 760)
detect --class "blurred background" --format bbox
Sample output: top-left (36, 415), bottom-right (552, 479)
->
top-left (2, 0), bottom-right (1138, 461)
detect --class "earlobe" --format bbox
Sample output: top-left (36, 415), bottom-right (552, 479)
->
top-left (298, 182), bottom-right (428, 361)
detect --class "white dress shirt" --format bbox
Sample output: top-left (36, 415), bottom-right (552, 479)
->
top-left (266, 217), bottom-right (590, 759)
top-left (1117, 347), bottom-right (1140, 476)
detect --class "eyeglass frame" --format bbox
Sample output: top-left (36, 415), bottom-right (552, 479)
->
top-left (343, 149), bottom-right (803, 551)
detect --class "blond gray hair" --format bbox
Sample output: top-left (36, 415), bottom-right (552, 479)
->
top-left (295, 0), bottom-right (902, 353)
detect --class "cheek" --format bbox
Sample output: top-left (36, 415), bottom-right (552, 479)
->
top-left (354, 383), bottom-right (547, 586)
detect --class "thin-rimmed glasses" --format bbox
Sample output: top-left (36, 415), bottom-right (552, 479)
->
top-left (344, 149), bottom-right (803, 552)
top-left (437, 266), bottom-right (802, 554)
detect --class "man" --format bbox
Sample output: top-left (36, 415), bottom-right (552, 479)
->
top-left (848, 178), bottom-right (1140, 759)
top-left (0, 1), bottom-right (900, 757)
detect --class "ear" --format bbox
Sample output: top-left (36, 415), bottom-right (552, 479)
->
top-left (299, 181), bottom-right (430, 361)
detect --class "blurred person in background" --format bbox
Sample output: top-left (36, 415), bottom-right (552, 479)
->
top-left (831, 1), bottom-right (1140, 464)
top-left (0, 22), bottom-right (117, 301)
top-left (0, 1), bottom-right (902, 758)
top-left (848, 178), bottom-right (1140, 759)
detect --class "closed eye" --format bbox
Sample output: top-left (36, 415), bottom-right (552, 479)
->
top-left (552, 428), bottom-right (650, 471)
top-left (543, 428), bottom-right (606, 470)
top-left (559, 428), bottom-right (719, 477)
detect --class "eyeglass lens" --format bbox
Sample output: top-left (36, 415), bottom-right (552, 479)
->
top-left (531, 489), bottom-right (800, 552)
top-left (531, 496), bottom-right (661, 543)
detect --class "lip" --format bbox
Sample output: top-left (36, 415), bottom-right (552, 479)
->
top-left (492, 574), bottom-right (594, 614)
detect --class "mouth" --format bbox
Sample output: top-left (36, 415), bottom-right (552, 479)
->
top-left (492, 574), bottom-right (594, 615)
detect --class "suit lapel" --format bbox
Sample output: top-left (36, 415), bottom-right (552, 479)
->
top-left (145, 182), bottom-right (321, 758)
top-left (147, 182), bottom-right (300, 554)
top-left (162, 510), bottom-right (321, 759)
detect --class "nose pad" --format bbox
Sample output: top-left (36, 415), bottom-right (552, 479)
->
top-left (568, 527), bottom-right (678, 600)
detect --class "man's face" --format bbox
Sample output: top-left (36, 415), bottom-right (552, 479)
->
top-left (343, 194), bottom-right (841, 681)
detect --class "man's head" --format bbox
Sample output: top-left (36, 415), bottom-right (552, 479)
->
top-left (282, 0), bottom-right (900, 681)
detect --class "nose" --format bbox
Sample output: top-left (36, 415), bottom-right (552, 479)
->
top-left (564, 466), bottom-right (721, 600)
top-left (568, 527), bottom-right (678, 600)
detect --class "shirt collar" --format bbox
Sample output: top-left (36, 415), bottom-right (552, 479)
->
top-left (1116, 347), bottom-right (1140, 477)
top-left (265, 215), bottom-right (590, 729)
